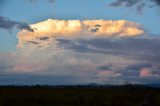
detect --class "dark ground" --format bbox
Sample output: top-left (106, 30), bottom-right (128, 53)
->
top-left (0, 85), bottom-right (160, 106)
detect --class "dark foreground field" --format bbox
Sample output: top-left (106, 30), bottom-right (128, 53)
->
top-left (0, 85), bottom-right (160, 106)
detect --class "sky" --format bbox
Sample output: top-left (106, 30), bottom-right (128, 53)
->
top-left (0, 0), bottom-right (160, 85)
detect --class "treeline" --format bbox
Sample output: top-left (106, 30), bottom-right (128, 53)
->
top-left (0, 85), bottom-right (160, 106)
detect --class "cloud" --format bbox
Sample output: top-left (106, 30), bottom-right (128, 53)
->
top-left (39, 37), bottom-right (50, 40)
top-left (97, 64), bottom-right (113, 70)
top-left (153, 0), bottom-right (160, 5)
top-left (28, 41), bottom-right (39, 44)
top-left (126, 63), bottom-right (153, 71)
top-left (109, 0), bottom-right (160, 14)
top-left (140, 67), bottom-right (160, 78)
top-left (1, 36), bottom-right (160, 84)
top-left (1, 18), bottom-right (160, 85)
top-left (97, 70), bottom-right (122, 78)
top-left (57, 37), bottom-right (160, 64)
top-left (0, 16), bottom-right (34, 32)
top-left (17, 19), bottom-right (144, 47)
top-left (28, 0), bottom-right (55, 3)
top-left (0, 53), bottom-right (14, 73)
top-left (96, 64), bottom-right (123, 78)
top-left (48, 0), bottom-right (55, 3)
top-left (140, 68), bottom-right (152, 77)
top-left (56, 37), bottom-right (160, 80)
top-left (110, 0), bottom-right (140, 7)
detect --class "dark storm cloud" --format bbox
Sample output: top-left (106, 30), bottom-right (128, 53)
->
top-left (0, 16), bottom-right (34, 32)
top-left (56, 37), bottom-right (160, 64)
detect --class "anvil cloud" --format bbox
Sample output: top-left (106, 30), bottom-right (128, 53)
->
top-left (18, 19), bottom-right (144, 47)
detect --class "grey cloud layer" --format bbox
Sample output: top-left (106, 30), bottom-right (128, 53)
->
top-left (57, 37), bottom-right (160, 63)
top-left (57, 37), bottom-right (160, 78)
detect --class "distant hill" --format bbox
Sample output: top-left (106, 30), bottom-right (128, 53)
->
top-left (0, 83), bottom-right (160, 89)
top-left (145, 84), bottom-right (160, 88)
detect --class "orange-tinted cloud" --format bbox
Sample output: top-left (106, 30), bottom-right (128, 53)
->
top-left (17, 19), bottom-right (144, 47)
top-left (140, 68), bottom-right (152, 77)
